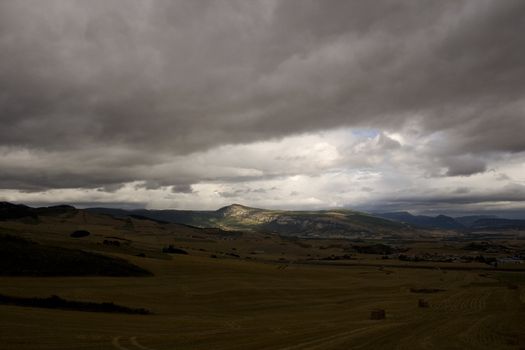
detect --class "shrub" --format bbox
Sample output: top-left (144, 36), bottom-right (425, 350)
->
top-left (162, 245), bottom-right (188, 255)
top-left (70, 230), bottom-right (90, 238)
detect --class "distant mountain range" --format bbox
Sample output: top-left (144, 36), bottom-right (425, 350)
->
top-left (2, 202), bottom-right (525, 236)
top-left (376, 211), bottom-right (525, 230)
top-left (87, 204), bottom-right (412, 238)
top-left (87, 204), bottom-right (525, 232)
top-left (375, 212), bottom-right (466, 230)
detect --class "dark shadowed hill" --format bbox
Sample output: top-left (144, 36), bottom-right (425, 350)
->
top-left (376, 212), bottom-right (465, 230)
top-left (453, 215), bottom-right (498, 227)
top-left (377, 211), bottom-right (525, 231)
top-left (0, 234), bottom-right (152, 276)
top-left (0, 202), bottom-right (78, 222)
top-left (469, 218), bottom-right (525, 230)
top-left (0, 202), bottom-right (38, 221)
top-left (87, 207), bottom-right (215, 227)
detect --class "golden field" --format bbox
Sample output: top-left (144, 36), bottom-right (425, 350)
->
top-left (0, 211), bottom-right (524, 349)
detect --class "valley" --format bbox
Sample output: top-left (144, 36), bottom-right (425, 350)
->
top-left (0, 202), bottom-right (524, 349)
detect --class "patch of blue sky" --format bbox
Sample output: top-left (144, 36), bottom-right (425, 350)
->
top-left (351, 128), bottom-right (380, 139)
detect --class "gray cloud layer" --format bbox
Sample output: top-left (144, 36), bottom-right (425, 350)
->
top-left (1, 0), bottom-right (524, 211)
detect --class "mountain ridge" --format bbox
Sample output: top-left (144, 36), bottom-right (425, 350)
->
top-left (4, 202), bottom-right (524, 234)
top-left (88, 204), bottom-right (413, 238)
top-left (375, 211), bottom-right (525, 230)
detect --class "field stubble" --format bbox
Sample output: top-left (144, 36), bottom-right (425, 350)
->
top-left (1, 254), bottom-right (523, 350)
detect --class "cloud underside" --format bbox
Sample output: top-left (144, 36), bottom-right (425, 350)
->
top-left (1, 0), bottom-right (524, 213)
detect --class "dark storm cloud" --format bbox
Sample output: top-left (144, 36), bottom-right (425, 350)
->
top-left (443, 155), bottom-right (487, 177)
top-left (397, 187), bottom-right (525, 206)
top-left (218, 187), bottom-right (269, 198)
top-left (358, 184), bottom-right (525, 214)
top-left (171, 184), bottom-right (194, 194)
top-left (1, 0), bottom-right (524, 191)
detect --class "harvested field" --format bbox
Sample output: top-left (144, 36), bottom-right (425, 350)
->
top-left (0, 254), bottom-right (523, 350)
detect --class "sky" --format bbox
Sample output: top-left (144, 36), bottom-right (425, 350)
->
top-left (1, 0), bottom-right (525, 217)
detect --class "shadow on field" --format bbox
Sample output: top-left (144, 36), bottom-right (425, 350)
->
top-left (0, 294), bottom-right (151, 315)
top-left (0, 234), bottom-right (152, 277)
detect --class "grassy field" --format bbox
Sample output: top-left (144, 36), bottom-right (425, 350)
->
top-left (1, 253), bottom-right (523, 350)
top-left (0, 210), bottom-right (524, 349)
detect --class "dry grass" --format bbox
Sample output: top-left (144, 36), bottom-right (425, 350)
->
top-left (0, 254), bottom-right (523, 350)
top-left (0, 211), bottom-right (523, 349)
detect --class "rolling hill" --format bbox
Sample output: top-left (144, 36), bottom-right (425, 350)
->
top-left (0, 234), bottom-right (152, 276)
top-left (376, 212), bottom-right (465, 230)
top-left (88, 204), bottom-right (413, 238)
top-left (377, 211), bottom-right (525, 231)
